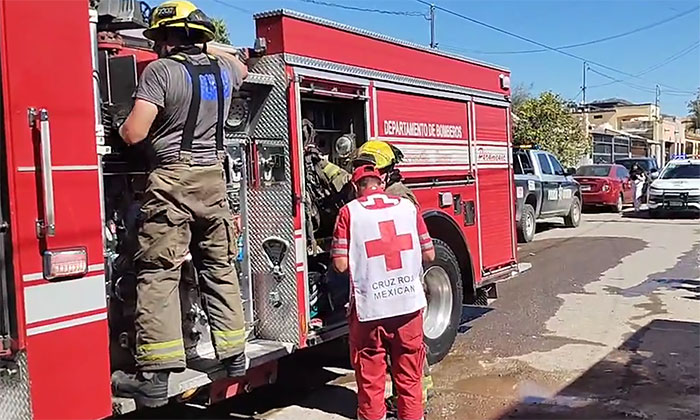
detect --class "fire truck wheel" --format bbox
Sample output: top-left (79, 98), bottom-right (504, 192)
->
top-left (517, 204), bottom-right (536, 243)
top-left (564, 196), bottom-right (581, 228)
top-left (423, 239), bottom-right (462, 365)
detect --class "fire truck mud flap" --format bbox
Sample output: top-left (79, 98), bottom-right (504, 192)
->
top-left (111, 339), bottom-right (293, 415)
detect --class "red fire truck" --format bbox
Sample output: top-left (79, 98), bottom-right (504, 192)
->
top-left (0, 1), bottom-right (518, 418)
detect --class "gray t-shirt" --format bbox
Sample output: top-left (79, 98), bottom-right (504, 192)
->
top-left (135, 53), bottom-right (243, 165)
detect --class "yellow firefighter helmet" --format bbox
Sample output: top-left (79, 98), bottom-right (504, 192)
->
top-left (354, 140), bottom-right (403, 170)
top-left (144, 1), bottom-right (216, 43)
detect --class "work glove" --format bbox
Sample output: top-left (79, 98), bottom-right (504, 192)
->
top-left (104, 103), bottom-right (132, 138)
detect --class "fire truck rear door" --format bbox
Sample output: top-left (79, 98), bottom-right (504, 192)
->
top-left (0, 1), bottom-right (111, 418)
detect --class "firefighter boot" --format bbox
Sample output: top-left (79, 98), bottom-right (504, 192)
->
top-left (111, 370), bottom-right (170, 408)
top-left (223, 353), bottom-right (247, 378)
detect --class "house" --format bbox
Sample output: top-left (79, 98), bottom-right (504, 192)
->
top-left (574, 98), bottom-right (666, 165)
top-left (589, 123), bottom-right (648, 164)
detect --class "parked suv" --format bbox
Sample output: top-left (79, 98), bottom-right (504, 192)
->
top-left (514, 147), bottom-right (582, 242)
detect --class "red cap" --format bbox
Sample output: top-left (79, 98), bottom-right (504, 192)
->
top-left (351, 164), bottom-right (383, 184)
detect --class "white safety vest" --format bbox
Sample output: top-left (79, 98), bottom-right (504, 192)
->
top-left (347, 193), bottom-right (426, 322)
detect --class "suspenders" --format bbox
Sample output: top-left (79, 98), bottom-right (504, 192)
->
top-left (168, 52), bottom-right (225, 161)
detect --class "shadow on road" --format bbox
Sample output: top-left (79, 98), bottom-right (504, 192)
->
top-left (502, 319), bottom-right (700, 420)
top-left (582, 206), bottom-right (619, 214)
top-left (458, 305), bottom-right (493, 333)
top-left (605, 241), bottom-right (700, 303)
top-left (534, 221), bottom-right (565, 235)
top-left (622, 209), bottom-right (700, 220)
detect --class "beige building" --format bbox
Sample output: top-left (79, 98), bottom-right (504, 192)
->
top-left (661, 115), bottom-right (686, 160)
top-left (682, 117), bottom-right (700, 156)
top-left (575, 99), bottom-right (665, 164)
top-left (572, 98), bottom-right (700, 167)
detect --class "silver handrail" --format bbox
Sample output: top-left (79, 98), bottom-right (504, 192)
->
top-left (39, 109), bottom-right (55, 236)
top-left (29, 108), bottom-right (56, 237)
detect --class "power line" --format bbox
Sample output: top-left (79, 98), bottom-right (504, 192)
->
top-left (572, 88), bottom-right (583, 102)
top-left (588, 67), bottom-right (692, 97)
top-left (451, 6), bottom-right (699, 55)
top-left (417, 0), bottom-right (696, 94)
top-left (636, 41), bottom-right (700, 77)
top-left (588, 68), bottom-right (656, 94)
top-left (298, 0), bottom-right (427, 17)
top-left (588, 41), bottom-right (700, 89)
top-left (209, 0), bottom-right (254, 14)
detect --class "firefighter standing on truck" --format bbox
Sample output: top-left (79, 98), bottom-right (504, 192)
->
top-left (111, 1), bottom-right (249, 407)
top-left (332, 165), bottom-right (435, 420)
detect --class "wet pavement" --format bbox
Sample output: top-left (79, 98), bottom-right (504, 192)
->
top-left (132, 210), bottom-right (700, 419)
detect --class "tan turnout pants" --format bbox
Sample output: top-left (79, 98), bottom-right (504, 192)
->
top-left (134, 163), bottom-right (245, 371)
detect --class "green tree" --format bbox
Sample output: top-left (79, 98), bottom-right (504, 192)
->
top-left (211, 18), bottom-right (231, 45)
top-left (510, 82), bottom-right (533, 112)
top-left (688, 88), bottom-right (700, 129)
top-left (514, 91), bottom-right (590, 167)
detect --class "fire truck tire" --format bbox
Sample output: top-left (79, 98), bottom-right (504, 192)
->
top-left (564, 196), bottom-right (581, 228)
top-left (423, 239), bottom-right (462, 365)
top-left (517, 204), bottom-right (536, 243)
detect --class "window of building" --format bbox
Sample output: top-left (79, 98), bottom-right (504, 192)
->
top-left (686, 142), bottom-right (695, 156)
top-left (593, 115), bottom-right (603, 119)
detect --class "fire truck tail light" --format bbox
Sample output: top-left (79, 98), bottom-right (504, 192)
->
top-left (43, 248), bottom-right (88, 280)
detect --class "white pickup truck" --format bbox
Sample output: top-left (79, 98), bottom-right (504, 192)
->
top-left (647, 158), bottom-right (700, 217)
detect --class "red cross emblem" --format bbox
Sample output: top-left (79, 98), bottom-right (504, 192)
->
top-left (364, 220), bottom-right (414, 271)
top-left (360, 194), bottom-right (400, 210)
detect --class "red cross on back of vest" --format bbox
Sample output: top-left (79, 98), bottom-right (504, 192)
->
top-left (358, 193), bottom-right (400, 210)
top-left (364, 220), bottom-right (414, 271)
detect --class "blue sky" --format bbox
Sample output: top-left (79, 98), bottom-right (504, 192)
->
top-left (196, 0), bottom-right (699, 116)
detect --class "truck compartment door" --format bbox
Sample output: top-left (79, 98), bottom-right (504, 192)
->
top-left (0, 1), bottom-right (111, 418)
top-left (473, 103), bottom-right (516, 270)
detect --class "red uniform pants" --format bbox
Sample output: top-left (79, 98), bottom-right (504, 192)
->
top-left (349, 309), bottom-right (424, 420)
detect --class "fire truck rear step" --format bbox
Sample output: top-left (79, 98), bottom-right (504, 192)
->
top-left (111, 339), bottom-right (293, 415)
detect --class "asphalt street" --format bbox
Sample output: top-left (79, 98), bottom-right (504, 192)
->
top-left (132, 209), bottom-right (700, 419)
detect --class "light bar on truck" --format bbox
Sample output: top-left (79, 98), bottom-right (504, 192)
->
top-left (42, 248), bottom-right (88, 281)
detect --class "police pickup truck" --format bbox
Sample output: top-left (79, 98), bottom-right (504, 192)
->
top-left (513, 147), bottom-right (582, 242)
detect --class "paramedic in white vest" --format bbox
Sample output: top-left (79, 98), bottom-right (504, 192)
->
top-left (332, 164), bottom-right (435, 420)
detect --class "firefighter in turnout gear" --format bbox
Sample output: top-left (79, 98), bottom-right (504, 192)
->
top-left (353, 140), bottom-right (418, 206)
top-left (111, 0), bottom-right (249, 407)
top-left (351, 141), bottom-right (434, 412)
top-left (333, 165), bottom-right (435, 420)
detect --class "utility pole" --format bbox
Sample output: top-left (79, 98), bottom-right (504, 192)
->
top-left (654, 84), bottom-right (662, 163)
top-left (429, 4), bottom-right (437, 48)
top-left (581, 61), bottom-right (587, 105)
top-left (655, 84), bottom-right (660, 111)
top-left (582, 62), bottom-right (590, 164)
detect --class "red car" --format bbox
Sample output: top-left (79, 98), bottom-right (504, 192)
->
top-left (575, 164), bottom-right (634, 212)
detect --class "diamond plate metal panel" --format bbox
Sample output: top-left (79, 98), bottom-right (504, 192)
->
top-left (246, 54), bottom-right (301, 344)
top-left (0, 351), bottom-right (32, 419)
